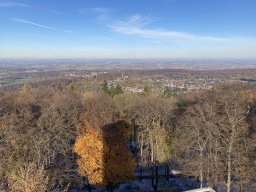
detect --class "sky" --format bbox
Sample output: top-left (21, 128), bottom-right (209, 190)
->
top-left (0, 0), bottom-right (256, 58)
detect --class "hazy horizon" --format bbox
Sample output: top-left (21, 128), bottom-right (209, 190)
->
top-left (1, 57), bottom-right (256, 60)
top-left (1, 0), bottom-right (256, 58)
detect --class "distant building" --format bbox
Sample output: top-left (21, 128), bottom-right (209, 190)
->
top-left (185, 187), bottom-right (216, 192)
top-left (124, 87), bottom-right (143, 93)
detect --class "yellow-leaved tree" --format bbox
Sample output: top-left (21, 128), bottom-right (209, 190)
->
top-left (74, 122), bottom-right (136, 191)
top-left (74, 95), bottom-right (136, 191)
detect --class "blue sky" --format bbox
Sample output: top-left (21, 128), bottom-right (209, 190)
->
top-left (0, 0), bottom-right (256, 58)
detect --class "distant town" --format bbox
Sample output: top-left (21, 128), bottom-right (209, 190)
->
top-left (1, 59), bottom-right (256, 93)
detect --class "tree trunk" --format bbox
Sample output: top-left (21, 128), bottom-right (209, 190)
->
top-left (151, 166), bottom-right (159, 192)
top-left (200, 170), bottom-right (203, 188)
top-left (227, 150), bottom-right (231, 192)
top-left (140, 167), bottom-right (143, 182)
top-left (107, 184), bottom-right (114, 192)
top-left (133, 124), bottom-right (136, 144)
top-left (140, 134), bottom-right (143, 182)
top-left (206, 160), bottom-right (210, 187)
top-left (87, 185), bottom-right (92, 192)
top-left (239, 183), bottom-right (243, 192)
top-left (150, 135), bottom-right (154, 163)
top-left (199, 150), bottom-right (203, 188)
top-left (165, 163), bottom-right (170, 181)
top-left (140, 135), bottom-right (143, 158)
top-left (227, 125), bottom-right (235, 192)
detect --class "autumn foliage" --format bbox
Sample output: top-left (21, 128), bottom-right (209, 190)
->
top-left (74, 125), bottom-right (105, 185)
top-left (1, 83), bottom-right (256, 191)
top-left (74, 122), bottom-right (136, 187)
top-left (74, 95), bottom-right (136, 188)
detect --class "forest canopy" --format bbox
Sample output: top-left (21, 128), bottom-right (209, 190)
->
top-left (0, 83), bottom-right (255, 192)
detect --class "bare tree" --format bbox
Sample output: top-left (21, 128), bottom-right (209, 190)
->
top-left (175, 84), bottom-right (256, 191)
top-left (9, 163), bottom-right (48, 192)
top-left (127, 96), bottom-right (175, 191)
top-left (0, 86), bottom-right (84, 191)
top-left (176, 99), bottom-right (217, 188)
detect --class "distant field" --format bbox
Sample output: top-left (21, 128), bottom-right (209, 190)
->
top-left (0, 77), bottom-right (33, 87)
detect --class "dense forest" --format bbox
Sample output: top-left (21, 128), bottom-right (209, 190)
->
top-left (0, 82), bottom-right (255, 192)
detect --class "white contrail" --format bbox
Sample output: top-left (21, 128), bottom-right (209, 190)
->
top-left (10, 18), bottom-right (57, 30)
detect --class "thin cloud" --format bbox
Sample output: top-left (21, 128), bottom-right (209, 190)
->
top-left (110, 15), bottom-right (227, 42)
top-left (91, 7), bottom-right (112, 14)
top-left (11, 17), bottom-right (77, 34)
top-left (47, 9), bottom-right (64, 15)
top-left (0, 1), bottom-right (30, 7)
top-left (11, 18), bottom-right (57, 30)
top-left (80, 7), bottom-right (114, 21)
